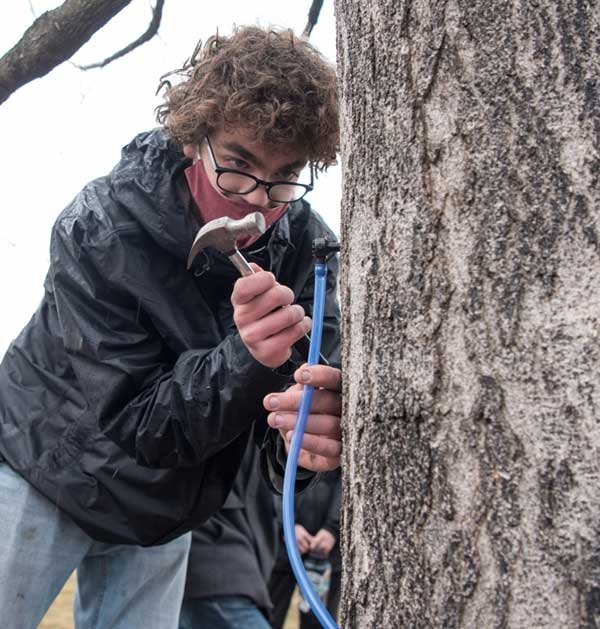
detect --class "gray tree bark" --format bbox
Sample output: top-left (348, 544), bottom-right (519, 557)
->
top-left (335, 1), bottom-right (600, 627)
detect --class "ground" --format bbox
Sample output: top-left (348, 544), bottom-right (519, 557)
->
top-left (39, 574), bottom-right (76, 629)
top-left (39, 575), bottom-right (301, 628)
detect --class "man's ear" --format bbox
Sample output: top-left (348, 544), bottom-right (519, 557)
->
top-left (183, 144), bottom-right (198, 160)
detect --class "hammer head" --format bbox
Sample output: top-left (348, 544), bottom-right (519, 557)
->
top-left (187, 212), bottom-right (266, 269)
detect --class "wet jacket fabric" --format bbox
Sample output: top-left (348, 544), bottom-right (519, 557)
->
top-left (0, 128), bottom-right (341, 546)
top-left (184, 431), bottom-right (277, 614)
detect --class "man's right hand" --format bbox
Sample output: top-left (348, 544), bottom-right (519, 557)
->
top-left (231, 264), bottom-right (312, 368)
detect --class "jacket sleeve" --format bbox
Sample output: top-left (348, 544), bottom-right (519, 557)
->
top-left (49, 204), bottom-right (295, 469)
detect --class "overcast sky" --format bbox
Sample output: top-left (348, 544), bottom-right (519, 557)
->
top-left (0, 0), bottom-right (341, 355)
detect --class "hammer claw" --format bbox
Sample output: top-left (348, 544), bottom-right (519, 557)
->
top-left (187, 212), bottom-right (266, 270)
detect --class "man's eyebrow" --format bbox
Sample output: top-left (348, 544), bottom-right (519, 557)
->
top-left (283, 159), bottom-right (308, 172)
top-left (222, 142), bottom-right (265, 169)
top-left (221, 141), bottom-right (306, 173)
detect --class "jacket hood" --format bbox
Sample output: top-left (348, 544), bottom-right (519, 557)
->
top-left (108, 128), bottom-right (199, 262)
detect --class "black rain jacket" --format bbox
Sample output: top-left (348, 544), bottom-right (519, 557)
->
top-left (0, 129), bottom-right (341, 546)
top-left (184, 431), bottom-right (277, 614)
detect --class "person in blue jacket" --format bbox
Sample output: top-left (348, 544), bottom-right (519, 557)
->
top-left (0, 25), bottom-right (342, 629)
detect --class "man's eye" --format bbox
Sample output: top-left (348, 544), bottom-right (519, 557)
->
top-left (225, 157), bottom-right (249, 170)
top-left (278, 171), bottom-right (300, 181)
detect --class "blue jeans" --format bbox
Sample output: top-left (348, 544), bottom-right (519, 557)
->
top-left (179, 596), bottom-right (271, 629)
top-left (0, 463), bottom-right (191, 629)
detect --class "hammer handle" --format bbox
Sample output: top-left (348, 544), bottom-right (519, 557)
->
top-left (229, 250), bottom-right (255, 277)
top-left (228, 249), bottom-right (328, 366)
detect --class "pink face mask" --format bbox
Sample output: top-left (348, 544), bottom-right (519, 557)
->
top-left (185, 158), bottom-right (288, 250)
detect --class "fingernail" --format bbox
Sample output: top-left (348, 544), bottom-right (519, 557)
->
top-left (299, 369), bottom-right (311, 384)
top-left (272, 414), bottom-right (283, 427)
top-left (266, 395), bottom-right (279, 410)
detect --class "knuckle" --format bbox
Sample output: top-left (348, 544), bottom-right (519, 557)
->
top-left (287, 304), bottom-right (304, 325)
top-left (233, 308), bottom-right (244, 326)
top-left (243, 328), bottom-right (262, 346)
top-left (275, 284), bottom-right (294, 305)
top-left (239, 321), bottom-right (262, 345)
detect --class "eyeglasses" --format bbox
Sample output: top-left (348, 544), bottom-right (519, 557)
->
top-left (203, 136), bottom-right (313, 203)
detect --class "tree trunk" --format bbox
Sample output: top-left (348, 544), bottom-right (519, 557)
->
top-left (335, 1), bottom-right (600, 627)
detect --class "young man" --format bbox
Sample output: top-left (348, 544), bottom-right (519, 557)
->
top-left (0, 25), bottom-right (341, 628)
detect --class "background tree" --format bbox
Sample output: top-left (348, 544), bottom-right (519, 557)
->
top-left (336, 1), bottom-right (599, 627)
top-left (0, 0), bottom-right (142, 105)
top-left (0, 0), bottom-right (323, 106)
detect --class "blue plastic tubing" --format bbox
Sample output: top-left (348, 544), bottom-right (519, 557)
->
top-left (281, 261), bottom-right (340, 629)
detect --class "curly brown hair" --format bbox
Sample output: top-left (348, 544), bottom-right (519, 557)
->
top-left (155, 26), bottom-right (339, 169)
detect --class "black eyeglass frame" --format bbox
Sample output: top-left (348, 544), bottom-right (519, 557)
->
top-left (203, 136), bottom-right (314, 203)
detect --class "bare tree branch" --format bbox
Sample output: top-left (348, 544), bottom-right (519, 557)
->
top-left (0, 0), bottom-right (133, 106)
top-left (302, 0), bottom-right (325, 38)
top-left (75, 0), bottom-right (165, 70)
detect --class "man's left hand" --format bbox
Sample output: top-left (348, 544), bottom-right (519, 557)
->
top-left (264, 365), bottom-right (342, 472)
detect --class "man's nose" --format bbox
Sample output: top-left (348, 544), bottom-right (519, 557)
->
top-left (244, 184), bottom-right (271, 208)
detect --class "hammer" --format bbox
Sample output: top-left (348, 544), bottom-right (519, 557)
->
top-left (187, 212), bottom-right (327, 364)
top-left (187, 212), bottom-right (266, 275)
